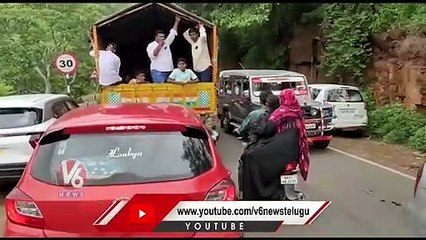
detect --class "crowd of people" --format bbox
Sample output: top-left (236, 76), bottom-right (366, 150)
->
top-left (92, 15), bottom-right (212, 88)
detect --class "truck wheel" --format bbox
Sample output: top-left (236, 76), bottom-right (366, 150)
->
top-left (222, 111), bottom-right (234, 134)
top-left (313, 140), bottom-right (330, 149)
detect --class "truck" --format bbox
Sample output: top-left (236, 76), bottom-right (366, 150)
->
top-left (89, 3), bottom-right (219, 129)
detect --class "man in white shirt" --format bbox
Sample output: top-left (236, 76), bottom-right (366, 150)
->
top-left (183, 23), bottom-right (212, 82)
top-left (146, 16), bottom-right (180, 83)
top-left (98, 43), bottom-right (122, 87)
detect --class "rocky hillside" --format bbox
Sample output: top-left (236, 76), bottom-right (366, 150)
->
top-left (368, 29), bottom-right (426, 111)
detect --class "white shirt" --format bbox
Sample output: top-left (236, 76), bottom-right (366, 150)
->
top-left (183, 26), bottom-right (211, 72)
top-left (98, 50), bottom-right (121, 86)
top-left (146, 29), bottom-right (178, 72)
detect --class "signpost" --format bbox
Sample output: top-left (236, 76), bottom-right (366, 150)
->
top-left (53, 52), bottom-right (80, 95)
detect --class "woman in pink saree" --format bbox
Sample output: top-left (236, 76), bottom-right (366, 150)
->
top-left (268, 89), bottom-right (310, 181)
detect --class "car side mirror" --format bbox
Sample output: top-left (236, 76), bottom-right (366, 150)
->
top-left (29, 133), bottom-right (42, 149)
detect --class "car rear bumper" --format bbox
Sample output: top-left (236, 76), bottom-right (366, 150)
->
top-left (5, 220), bottom-right (46, 237)
top-left (0, 162), bottom-right (27, 181)
top-left (334, 124), bottom-right (367, 131)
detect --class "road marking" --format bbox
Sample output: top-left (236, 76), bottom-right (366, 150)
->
top-left (329, 147), bottom-right (416, 181)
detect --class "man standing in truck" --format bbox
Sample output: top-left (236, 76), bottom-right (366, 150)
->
top-left (98, 42), bottom-right (122, 87)
top-left (146, 16), bottom-right (181, 83)
top-left (183, 23), bottom-right (212, 82)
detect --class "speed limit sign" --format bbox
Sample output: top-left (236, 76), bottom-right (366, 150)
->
top-left (53, 52), bottom-right (79, 75)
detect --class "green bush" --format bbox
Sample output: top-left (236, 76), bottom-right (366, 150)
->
top-left (368, 102), bottom-right (426, 152)
top-left (0, 82), bottom-right (14, 96)
top-left (409, 126), bottom-right (426, 153)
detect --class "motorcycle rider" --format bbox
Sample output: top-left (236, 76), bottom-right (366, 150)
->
top-left (245, 94), bottom-right (280, 149)
top-left (235, 90), bottom-right (272, 142)
top-left (239, 89), bottom-right (309, 200)
top-left (238, 94), bottom-right (280, 200)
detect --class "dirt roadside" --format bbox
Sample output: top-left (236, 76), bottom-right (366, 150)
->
top-left (330, 135), bottom-right (426, 178)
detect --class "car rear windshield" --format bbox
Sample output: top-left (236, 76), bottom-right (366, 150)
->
top-left (0, 108), bottom-right (42, 129)
top-left (31, 131), bottom-right (214, 186)
top-left (327, 89), bottom-right (363, 102)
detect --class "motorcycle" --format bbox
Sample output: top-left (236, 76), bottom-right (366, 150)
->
top-left (234, 128), bottom-right (305, 201)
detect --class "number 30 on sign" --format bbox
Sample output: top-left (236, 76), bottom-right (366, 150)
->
top-left (53, 52), bottom-right (79, 75)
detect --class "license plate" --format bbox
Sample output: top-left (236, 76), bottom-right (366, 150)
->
top-left (281, 175), bottom-right (298, 185)
top-left (305, 123), bottom-right (316, 130)
top-left (340, 109), bottom-right (356, 114)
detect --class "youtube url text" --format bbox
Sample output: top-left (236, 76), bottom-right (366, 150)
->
top-left (176, 206), bottom-right (310, 218)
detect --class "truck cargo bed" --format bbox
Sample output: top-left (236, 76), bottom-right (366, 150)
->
top-left (94, 3), bottom-right (214, 82)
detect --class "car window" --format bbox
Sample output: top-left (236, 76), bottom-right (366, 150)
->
top-left (310, 88), bottom-right (321, 100)
top-left (327, 89), bottom-right (363, 102)
top-left (31, 131), bottom-right (213, 186)
top-left (234, 82), bottom-right (242, 95)
top-left (0, 108), bottom-right (43, 129)
top-left (51, 101), bottom-right (69, 118)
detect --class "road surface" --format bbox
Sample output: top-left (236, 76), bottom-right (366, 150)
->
top-left (0, 130), bottom-right (417, 236)
top-left (216, 130), bottom-right (416, 237)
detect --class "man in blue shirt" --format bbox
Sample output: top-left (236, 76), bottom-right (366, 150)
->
top-left (167, 58), bottom-right (199, 85)
top-left (236, 90), bottom-right (273, 141)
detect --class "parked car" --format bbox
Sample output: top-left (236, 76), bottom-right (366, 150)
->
top-left (218, 69), bottom-right (335, 149)
top-left (0, 94), bottom-right (79, 183)
top-left (4, 103), bottom-right (240, 238)
top-left (309, 84), bottom-right (368, 133)
top-left (405, 161), bottom-right (426, 236)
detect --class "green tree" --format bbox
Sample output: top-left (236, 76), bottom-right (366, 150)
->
top-left (0, 3), bottom-right (127, 98)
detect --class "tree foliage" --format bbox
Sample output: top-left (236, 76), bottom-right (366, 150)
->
top-left (320, 4), bottom-right (375, 85)
top-left (0, 3), bottom-right (128, 98)
top-left (320, 3), bottom-right (426, 84)
top-left (182, 3), bottom-right (321, 69)
top-left (3, 3), bottom-right (426, 98)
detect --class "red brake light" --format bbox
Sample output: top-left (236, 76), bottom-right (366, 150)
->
top-left (205, 178), bottom-right (236, 201)
top-left (414, 163), bottom-right (425, 197)
top-left (284, 161), bottom-right (298, 174)
top-left (6, 188), bottom-right (45, 229)
top-left (29, 133), bottom-right (42, 149)
top-left (63, 124), bottom-right (187, 134)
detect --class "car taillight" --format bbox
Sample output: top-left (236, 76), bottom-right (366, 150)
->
top-left (284, 161), bottom-right (298, 174)
top-left (6, 187), bottom-right (45, 229)
top-left (414, 163), bottom-right (425, 197)
top-left (205, 178), bottom-right (236, 201)
top-left (29, 133), bottom-right (42, 149)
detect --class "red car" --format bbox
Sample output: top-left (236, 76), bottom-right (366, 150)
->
top-left (5, 103), bottom-right (240, 238)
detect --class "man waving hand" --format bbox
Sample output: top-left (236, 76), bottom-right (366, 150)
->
top-left (147, 16), bottom-right (181, 83)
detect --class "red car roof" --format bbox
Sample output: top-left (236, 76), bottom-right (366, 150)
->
top-left (47, 103), bottom-right (204, 133)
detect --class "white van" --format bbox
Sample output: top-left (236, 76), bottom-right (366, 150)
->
top-left (309, 84), bottom-right (368, 132)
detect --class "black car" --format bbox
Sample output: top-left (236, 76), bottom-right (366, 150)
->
top-left (218, 69), bottom-right (335, 149)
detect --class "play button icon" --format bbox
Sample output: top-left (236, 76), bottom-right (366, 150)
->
top-left (139, 209), bottom-right (146, 218)
top-left (130, 204), bottom-right (155, 224)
